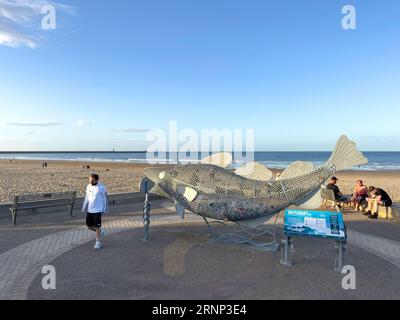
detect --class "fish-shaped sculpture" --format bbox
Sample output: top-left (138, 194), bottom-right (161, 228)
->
top-left (143, 136), bottom-right (368, 222)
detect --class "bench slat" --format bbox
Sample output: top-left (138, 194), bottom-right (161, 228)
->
top-left (13, 192), bottom-right (76, 203)
top-left (17, 202), bottom-right (74, 210)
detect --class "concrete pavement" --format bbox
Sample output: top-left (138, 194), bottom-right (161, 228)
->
top-left (1, 200), bottom-right (400, 300)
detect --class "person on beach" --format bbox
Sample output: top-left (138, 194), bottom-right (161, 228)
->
top-left (82, 174), bottom-right (108, 250)
top-left (327, 176), bottom-right (351, 204)
top-left (351, 180), bottom-right (368, 210)
top-left (365, 186), bottom-right (392, 219)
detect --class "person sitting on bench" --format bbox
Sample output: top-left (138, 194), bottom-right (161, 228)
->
top-left (351, 180), bottom-right (368, 210)
top-left (365, 186), bottom-right (392, 219)
top-left (327, 176), bottom-right (351, 206)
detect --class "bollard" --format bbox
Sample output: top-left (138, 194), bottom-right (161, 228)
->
top-left (142, 181), bottom-right (151, 241)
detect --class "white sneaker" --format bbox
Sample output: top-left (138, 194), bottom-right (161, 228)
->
top-left (94, 240), bottom-right (102, 250)
top-left (100, 228), bottom-right (105, 238)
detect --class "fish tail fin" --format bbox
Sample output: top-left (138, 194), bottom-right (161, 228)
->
top-left (326, 135), bottom-right (368, 171)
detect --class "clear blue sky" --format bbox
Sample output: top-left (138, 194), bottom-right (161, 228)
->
top-left (0, 0), bottom-right (399, 151)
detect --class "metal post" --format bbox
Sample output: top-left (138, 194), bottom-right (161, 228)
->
top-left (11, 195), bottom-right (18, 225)
top-left (142, 181), bottom-right (151, 241)
top-left (10, 209), bottom-right (17, 226)
top-left (280, 236), bottom-right (294, 267)
top-left (334, 240), bottom-right (344, 272)
top-left (69, 191), bottom-right (76, 217)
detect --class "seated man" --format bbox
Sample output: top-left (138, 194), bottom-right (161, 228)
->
top-left (365, 186), bottom-right (393, 219)
top-left (327, 176), bottom-right (351, 205)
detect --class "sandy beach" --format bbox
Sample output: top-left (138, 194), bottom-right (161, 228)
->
top-left (0, 159), bottom-right (399, 204)
top-left (0, 160), bottom-right (150, 203)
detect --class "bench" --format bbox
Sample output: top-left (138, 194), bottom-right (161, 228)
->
top-left (320, 186), bottom-right (350, 212)
top-left (375, 204), bottom-right (399, 219)
top-left (377, 206), bottom-right (393, 219)
top-left (9, 191), bottom-right (77, 225)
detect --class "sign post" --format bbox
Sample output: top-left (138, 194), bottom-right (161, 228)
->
top-left (280, 236), bottom-right (294, 267)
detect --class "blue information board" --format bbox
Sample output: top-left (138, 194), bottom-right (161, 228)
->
top-left (283, 209), bottom-right (346, 240)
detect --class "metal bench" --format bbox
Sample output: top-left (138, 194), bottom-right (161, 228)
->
top-left (9, 191), bottom-right (77, 225)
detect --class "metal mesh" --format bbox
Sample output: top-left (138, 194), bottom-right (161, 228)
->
top-left (159, 163), bottom-right (335, 221)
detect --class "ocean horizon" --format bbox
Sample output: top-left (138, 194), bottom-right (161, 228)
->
top-left (1, 151), bottom-right (399, 171)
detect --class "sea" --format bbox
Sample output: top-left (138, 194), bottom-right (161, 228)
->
top-left (0, 151), bottom-right (399, 171)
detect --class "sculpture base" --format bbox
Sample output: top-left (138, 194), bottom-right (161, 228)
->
top-left (203, 218), bottom-right (280, 252)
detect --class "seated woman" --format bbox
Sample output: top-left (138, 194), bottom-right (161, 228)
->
top-left (365, 186), bottom-right (393, 219)
top-left (351, 180), bottom-right (368, 210)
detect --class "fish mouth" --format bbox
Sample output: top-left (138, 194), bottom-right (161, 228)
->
top-left (144, 167), bottom-right (167, 183)
top-left (142, 167), bottom-right (171, 198)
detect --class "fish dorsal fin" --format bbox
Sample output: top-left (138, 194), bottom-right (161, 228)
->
top-left (279, 161), bottom-right (315, 180)
top-left (201, 152), bottom-right (232, 168)
top-left (235, 162), bottom-right (274, 181)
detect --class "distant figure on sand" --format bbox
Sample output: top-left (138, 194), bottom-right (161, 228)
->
top-left (327, 176), bottom-right (351, 205)
top-left (365, 186), bottom-right (392, 219)
top-left (82, 174), bottom-right (108, 250)
top-left (351, 180), bottom-right (368, 210)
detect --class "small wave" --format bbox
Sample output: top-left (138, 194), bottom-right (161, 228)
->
top-left (1, 154), bottom-right (399, 171)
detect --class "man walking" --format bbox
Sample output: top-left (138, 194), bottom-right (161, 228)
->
top-left (82, 174), bottom-right (108, 250)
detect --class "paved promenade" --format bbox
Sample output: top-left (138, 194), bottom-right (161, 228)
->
top-left (1, 200), bottom-right (400, 300)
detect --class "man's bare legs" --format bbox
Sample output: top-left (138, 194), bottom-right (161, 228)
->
top-left (372, 199), bottom-right (378, 214)
top-left (95, 228), bottom-right (101, 241)
top-left (365, 198), bottom-right (379, 217)
top-left (88, 227), bottom-right (101, 241)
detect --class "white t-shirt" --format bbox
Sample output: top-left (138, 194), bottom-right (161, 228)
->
top-left (82, 183), bottom-right (108, 214)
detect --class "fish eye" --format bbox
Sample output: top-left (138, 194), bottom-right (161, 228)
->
top-left (159, 172), bottom-right (166, 180)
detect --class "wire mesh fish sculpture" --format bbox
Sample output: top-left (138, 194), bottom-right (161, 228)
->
top-left (143, 136), bottom-right (368, 222)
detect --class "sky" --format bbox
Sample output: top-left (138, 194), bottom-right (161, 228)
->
top-left (0, 0), bottom-right (399, 151)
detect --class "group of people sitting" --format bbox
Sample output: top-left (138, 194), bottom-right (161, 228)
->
top-left (327, 176), bottom-right (392, 219)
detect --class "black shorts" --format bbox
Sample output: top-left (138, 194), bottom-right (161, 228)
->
top-left (86, 212), bottom-right (102, 228)
top-left (382, 200), bottom-right (392, 207)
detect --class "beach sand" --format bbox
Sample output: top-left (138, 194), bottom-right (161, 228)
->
top-left (0, 159), bottom-right (399, 203)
